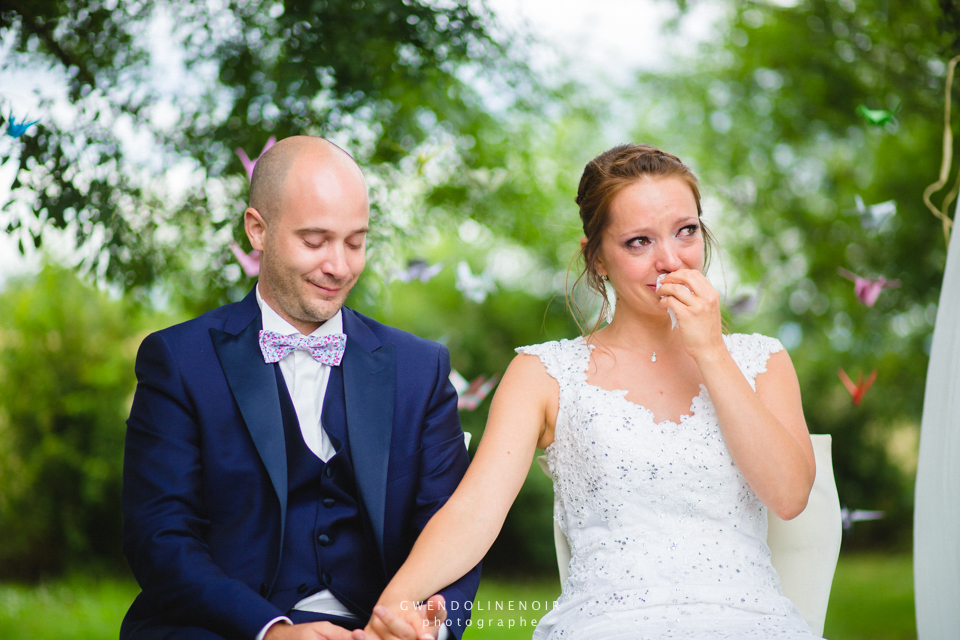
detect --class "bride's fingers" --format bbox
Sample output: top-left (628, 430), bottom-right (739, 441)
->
top-left (371, 606), bottom-right (420, 640)
top-left (660, 268), bottom-right (708, 296)
top-left (658, 282), bottom-right (697, 306)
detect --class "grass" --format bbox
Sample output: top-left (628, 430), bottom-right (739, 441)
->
top-left (0, 554), bottom-right (915, 639)
top-left (822, 553), bottom-right (916, 640)
top-left (0, 575), bottom-right (140, 639)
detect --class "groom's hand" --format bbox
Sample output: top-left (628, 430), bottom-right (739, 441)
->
top-left (365, 594), bottom-right (447, 640)
top-left (264, 621), bottom-right (368, 640)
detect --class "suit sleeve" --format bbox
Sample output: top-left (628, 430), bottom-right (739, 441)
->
top-left (122, 332), bottom-right (285, 639)
top-left (406, 345), bottom-right (482, 640)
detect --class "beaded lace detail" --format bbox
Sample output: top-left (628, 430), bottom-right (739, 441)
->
top-left (516, 334), bottom-right (820, 639)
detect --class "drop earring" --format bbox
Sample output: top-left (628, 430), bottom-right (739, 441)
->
top-left (601, 274), bottom-right (615, 324)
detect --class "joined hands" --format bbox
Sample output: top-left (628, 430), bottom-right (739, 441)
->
top-left (365, 594), bottom-right (448, 640)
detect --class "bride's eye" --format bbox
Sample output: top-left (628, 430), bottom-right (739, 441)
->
top-left (626, 236), bottom-right (650, 248)
top-left (678, 224), bottom-right (699, 237)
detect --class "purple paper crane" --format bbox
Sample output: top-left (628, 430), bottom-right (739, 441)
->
top-left (235, 136), bottom-right (277, 181)
top-left (838, 267), bottom-right (901, 307)
top-left (229, 241), bottom-right (260, 277)
top-left (5, 112), bottom-right (39, 138)
top-left (393, 259), bottom-right (443, 283)
top-left (840, 506), bottom-right (885, 531)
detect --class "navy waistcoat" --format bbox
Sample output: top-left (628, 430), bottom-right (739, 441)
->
top-left (269, 363), bottom-right (386, 617)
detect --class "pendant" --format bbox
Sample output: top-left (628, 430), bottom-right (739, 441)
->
top-left (651, 352), bottom-right (657, 363)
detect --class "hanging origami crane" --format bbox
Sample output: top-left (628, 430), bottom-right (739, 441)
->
top-left (850, 194), bottom-right (897, 230)
top-left (455, 260), bottom-right (497, 303)
top-left (236, 136), bottom-right (277, 181)
top-left (5, 112), bottom-right (39, 138)
top-left (840, 506), bottom-right (885, 531)
top-left (837, 368), bottom-right (878, 406)
top-left (393, 258), bottom-right (443, 283)
top-left (856, 103), bottom-right (899, 127)
top-left (725, 276), bottom-right (766, 318)
top-left (229, 241), bottom-right (260, 277)
top-left (838, 267), bottom-right (901, 307)
top-left (449, 368), bottom-right (501, 411)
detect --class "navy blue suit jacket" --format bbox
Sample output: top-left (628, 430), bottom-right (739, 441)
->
top-left (121, 287), bottom-right (480, 639)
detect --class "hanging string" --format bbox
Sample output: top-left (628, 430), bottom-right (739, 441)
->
top-left (923, 54), bottom-right (960, 249)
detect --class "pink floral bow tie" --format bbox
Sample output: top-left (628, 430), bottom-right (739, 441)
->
top-left (258, 330), bottom-right (347, 366)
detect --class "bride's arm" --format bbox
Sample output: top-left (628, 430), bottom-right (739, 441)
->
top-left (659, 270), bottom-right (815, 521)
top-left (368, 353), bottom-right (558, 637)
top-left (695, 346), bottom-right (815, 520)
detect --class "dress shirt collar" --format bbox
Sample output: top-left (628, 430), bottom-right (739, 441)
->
top-left (256, 284), bottom-right (344, 338)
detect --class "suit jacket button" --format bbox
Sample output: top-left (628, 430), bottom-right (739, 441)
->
top-left (259, 583), bottom-right (268, 597)
top-left (322, 572), bottom-right (332, 585)
top-left (324, 466), bottom-right (334, 478)
top-left (297, 583), bottom-right (309, 594)
top-left (318, 533), bottom-right (331, 546)
top-left (323, 498), bottom-right (335, 508)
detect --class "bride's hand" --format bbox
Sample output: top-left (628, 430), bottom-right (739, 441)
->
top-left (365, 595), bottom-right (447, 640)
top-left (656, 269), bottom-right (724, 360)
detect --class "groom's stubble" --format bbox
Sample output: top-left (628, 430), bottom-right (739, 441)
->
top-left (245, 136), bottom-right (370, 334)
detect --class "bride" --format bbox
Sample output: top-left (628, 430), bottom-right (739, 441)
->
top-left (365, 144), bottom-right (822, 640)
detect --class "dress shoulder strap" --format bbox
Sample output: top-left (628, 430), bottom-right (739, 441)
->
top-left (722, 333), bottom-right (785, 391)
top-left (515, 337), bottom-right (591, 392)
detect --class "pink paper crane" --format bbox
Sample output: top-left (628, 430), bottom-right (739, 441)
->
top-left (235, 136), bottom-right (277, 181)
top-left (229, 241), bottom-right (260, 277)
top-left (449, 368), bottom-right (501, 411)
top-left (457, 374), bottom-right (501, 411)
top-left (837, 368), bottom-right (877, 406)
top-left (838, 268), bottom-right (901, 307)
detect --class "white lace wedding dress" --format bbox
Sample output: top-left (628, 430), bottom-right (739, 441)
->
top-left (517, 334), bottom-right (822, 639)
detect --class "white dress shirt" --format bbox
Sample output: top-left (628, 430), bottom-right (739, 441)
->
top-left (254, 289), bottom-right (450, 640)
top-left (255, 287), bottom-right (357, 638)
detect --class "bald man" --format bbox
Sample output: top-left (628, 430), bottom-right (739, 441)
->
top-left (121, 137), bottom-right (480, 640)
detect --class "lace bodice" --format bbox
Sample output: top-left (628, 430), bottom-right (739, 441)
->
top-left (517, 334), bottom-right (820, 639)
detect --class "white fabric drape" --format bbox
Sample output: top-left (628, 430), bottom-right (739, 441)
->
top-left (914, 233), bottom-right (960, 639)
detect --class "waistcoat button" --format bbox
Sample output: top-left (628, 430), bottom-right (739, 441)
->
top-left (318, 533), bottom-right (331, 546)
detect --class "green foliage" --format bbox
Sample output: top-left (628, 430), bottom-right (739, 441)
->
top-left (0, 0), bottom-right (533, 302)
top-left (0, 267), bottom-right (171, 579)
top-left (627, 0), bottom-right (960, 546)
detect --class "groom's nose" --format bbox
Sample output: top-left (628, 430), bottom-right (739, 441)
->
top-left (318, 240), bottom-right (354, 281)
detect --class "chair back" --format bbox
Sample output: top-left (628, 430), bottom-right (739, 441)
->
top-left (537, 433), bottom-right (841, 637)
top-left (767, 433), bottom-right (841, 636)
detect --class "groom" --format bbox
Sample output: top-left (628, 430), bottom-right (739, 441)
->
top-left (120, 136), bottom-right (479, 640)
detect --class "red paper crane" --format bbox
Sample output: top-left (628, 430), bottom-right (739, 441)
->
top-left (838, 268), bottom-right (901, 307)
top-left (837, 368), bottom-right (877, 406)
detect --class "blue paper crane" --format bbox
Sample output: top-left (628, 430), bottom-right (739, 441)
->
top-left (5, 112), bottom-right (40, 138)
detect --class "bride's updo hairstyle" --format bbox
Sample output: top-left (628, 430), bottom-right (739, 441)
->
top-left (571, 143), bottom-right (717, 334)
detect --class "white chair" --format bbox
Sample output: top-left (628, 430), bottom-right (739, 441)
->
top-left (537, 434), bottom-right (841, 637)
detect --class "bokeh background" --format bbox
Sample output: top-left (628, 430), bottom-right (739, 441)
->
top-left (1, 1), bottom-right (957, 638)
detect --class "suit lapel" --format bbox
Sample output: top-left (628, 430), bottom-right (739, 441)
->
top-left (209, 301), bottom-right (288, 553)
top-left (341, 309), bottom-right (395, 565)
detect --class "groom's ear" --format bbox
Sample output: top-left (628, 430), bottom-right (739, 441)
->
top-left (245, 207), bottom-right (267, 252)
